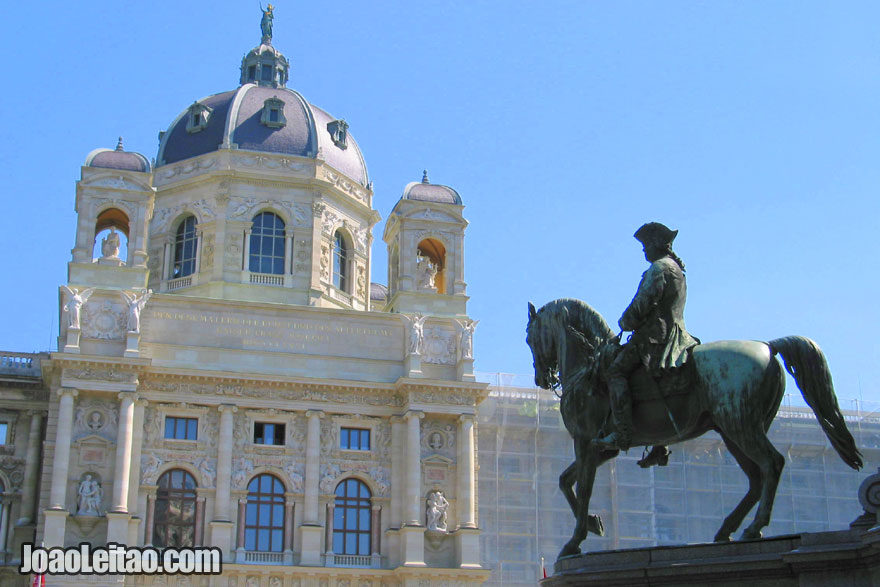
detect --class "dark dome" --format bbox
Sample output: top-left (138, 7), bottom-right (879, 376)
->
top-left (157, 84), bottom-right (369, 187)
top-left (85, 138), bottom-right (151, 172)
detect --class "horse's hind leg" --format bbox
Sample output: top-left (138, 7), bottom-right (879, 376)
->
top-left (714, 433), bottom-right (762, 542)
top-left (736, 432), bottom-right (785, 540)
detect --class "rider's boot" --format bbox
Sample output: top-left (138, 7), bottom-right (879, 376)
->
top-left (594, 377), bottom-right (632, 451)
top-left (637, 445), bottom-right (671, 468)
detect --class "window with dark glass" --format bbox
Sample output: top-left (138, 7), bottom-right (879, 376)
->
top-left (332, 231), bottom-right (348, 291)
top-left (153, 469), bottom-right (197, 548)
top-left (248, 65), bottom-right (256, 81)
top-left (333, 479), bottom-right (371, 555)
top-left (249, 212), bottom-right (286, 275)
top-left (261, 64), bottom-right (273, 82)
top-left (254, 422), bottom-right (285, 445)
top-left (172, 215), bottom-right (197, 279)
top-left (165, 416), bottom-right (198, 441)
top-left (245, 474), bottom-right (285, 552)
top-left (269, 108), bottom-right (279, 122)
top-left (340, 427), bottom-right (370, 451)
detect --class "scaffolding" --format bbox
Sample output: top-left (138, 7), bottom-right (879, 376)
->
top-left (475, 373), bottom-right (880, 586)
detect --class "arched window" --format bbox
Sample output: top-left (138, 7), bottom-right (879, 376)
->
top-left (153, 469), bottom-right (197, 548)
top-left (173, 215), bottom-right (198, 278)
top-left (245, 474), bottom-right (285, 552)
top-left (332, 230), bottom-right (349, 291)
top-left (93, 207), bottom-right (130, 264)
top-left (249, 212), bottom-right (286, 275)
top-left (333, 478), bottom-right (371, 555)
top-left (416, 238), bottom-right (446, 294)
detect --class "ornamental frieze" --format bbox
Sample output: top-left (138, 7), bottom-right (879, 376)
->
top-left (66, 367), bottom-right (137, 384)
top-left (81, 300), bottom-right (127, 340)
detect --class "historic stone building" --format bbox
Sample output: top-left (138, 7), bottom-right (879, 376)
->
top-left (0, 14), bottom-right (488, 587)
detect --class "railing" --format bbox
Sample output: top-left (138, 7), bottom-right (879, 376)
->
top-left (0, 352), bottom-right (41, 377)
top-left (331, 554), bottom-right (372, 567)
top-left (329, 287), bottom-right (352, 305)
top-left (250, 273), bottom-right (284, 286)
top-left (244, 551), bottom-right (283, 564)
top-left (167, 276), bottom-right (192, 291)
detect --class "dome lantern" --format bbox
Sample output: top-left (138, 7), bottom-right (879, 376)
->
top-left (240, 5), bottom-right (289, 88)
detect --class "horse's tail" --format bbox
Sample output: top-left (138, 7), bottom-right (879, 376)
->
top-left (769, 336), bottom-right (863, 470)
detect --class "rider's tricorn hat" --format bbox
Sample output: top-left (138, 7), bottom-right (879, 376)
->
top-left (634, 222), bottom-right (678, 248)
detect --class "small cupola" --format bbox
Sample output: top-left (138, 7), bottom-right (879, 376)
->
top-left (239, 5), bottom-right (290, 88)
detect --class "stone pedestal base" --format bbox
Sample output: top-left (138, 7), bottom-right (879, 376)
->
top-left (405, 353), bottom-right (423, 378)
top-left (400, 524), bottom-right (426, 567)
top-left (127, 516), bottom-right (141, 546)
top-left (210, 520), bottom-right (234, 562)
top-left (299, 523), bottom-right (324, 566)
top-left (106, 512), bottom-right (131, 544)
top-left (543, 529), bottom-right (880, 586)
top-left (11, 523), bottom-right (35, 565)
top-left (64, 327), bottom-right (81, 354)
top-left (454, 527), bottom-right (482, 569)
top-left (123, 331), bottom-right (140, 358)
top-left (456, 357), bottom-right (475, 381)
top-left (43, 509), bottom-right (69, 547)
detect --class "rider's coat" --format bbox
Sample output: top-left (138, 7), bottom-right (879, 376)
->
top-left (618, 256), bottom-right (700, 373)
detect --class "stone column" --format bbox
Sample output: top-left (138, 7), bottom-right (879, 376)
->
top-left (111, 392), bottom-right (136, 513)
top-left (235, 498), bottom-right (247, 563)
top-left (243, 229), bottom-right (252, 270)
top-left (458, 414), bottom-right (476, 528)
top-left (405, 411), bottom-right (424, 525)
top-left (283, 499), bottom-right (295, 564)
top-left (194, 497), bottom-right (205, 546)
top-left (163, 240), bottom-right (172, 280)
top-left (371, 505), bottom-right (381, 555)
top-left (144, 493), bottom-right (156, 545)
top-left (44, 388), bottom-right (77, 547)
top-left (0, 500), bottom-right (10, 556)
top-left (194, 230), bottom-right (202, 274)
top-left (211, 404), bottom-right (236, 561)
top-left (325, 502), bottom-right (335, 554)
top-left (127, 398), bottom-right (147, 545)
top-left (16, 411), bottom-right (43, 525)
top-left (390, 416), bottom-right (404, 528)
top-left (285, 230), bottom-right (294, 276)
top-left (300, 410), bottom-right (324, 565)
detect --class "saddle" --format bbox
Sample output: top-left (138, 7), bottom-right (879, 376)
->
top-left (629, 358), bottom-right (695, 404)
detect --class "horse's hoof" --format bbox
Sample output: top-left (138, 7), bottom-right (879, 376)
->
top-left (588, 514), bottom-right (605, 537)
top-left (713, 533), bottom-right (731, 543)
top-left (740, 529), bottom-right (763, 541)
top-left (558, 545), bottom-right (581, 559)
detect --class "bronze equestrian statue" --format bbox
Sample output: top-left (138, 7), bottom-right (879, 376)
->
top-left (526, 222), bottom-right (862, 560)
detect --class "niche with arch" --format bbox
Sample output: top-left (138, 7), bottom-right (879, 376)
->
top-left (93, 208), bottom-right (130, 265)
top-left (416, 238), bottom-right (446, 294)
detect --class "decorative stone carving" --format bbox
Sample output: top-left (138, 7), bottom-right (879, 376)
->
top-left (288, 414), bottom-right (305, 450)
top-left (370, 466), bottom-right (390, 496)
top-left (246, 577), bottom-right (259, 587)
top-left (147, 248), bottom-right (162, 270)
top-left (76, 474), bottom-right (104, 516)
top-left (160, 157), bottom-right (217, 179)
top-left (319, 463), bottom-right (341, 494)
top-left (232, 458), bottom-right (254, 489)
top-left (143, 408), bottom-right (163, 446)
top-left (410, 391), bottom-right (475, 406)
top-left (312, 202), bottom-right (326, 217)
top-left (197, 457), bottom-right (216, 487)
top-left (285, 462), bottom-right (304, 493)
top-left (421, 327), bottom-right (456, 365)
top-left (191, 199), bottom-right (216, 220)
top-left (416, 252), bottom-right (438, 292)
top-left (141, 453), bottom-right (162, 484)
top-left (233, 415), bottom-right (249, 451)
top-left (423, 421), bottom-right (456, 456)
top-left (100, 228), bottom-right (121, 260)
top-left (426, 490), bottom-right (449, 531)
top-left (321, 418), bottom-right (337, 458)
top-left (74, 400), bottom-right (118, 441)
top-left (201, 233), bottom-right (216, 269)
top-left (269, 578), bottom-right (282, 587)
top-left (322, 168), bottom-right (368, 203)
top-left (319, 244), bottom-right (330, 281)
top-left (225, 243), bottom-right (241, 269)
top-left (61, 286), bottom-right (95, 329)
top-left (82, 299), bottom-right (127, 340)
top-left (376, 421), bottom-right (391, 460)
top-left (119, 289), bottom-right (152, 333)
top-left (67, 368), bottom-right (137, 384)
top-left (230, 196), bottom-right (309, 226)
top-left (356, 264), bottom-right (366, 299)
top-left (401, 313), bottom-right (427, 355)
top-left (0, 457), bottom-right (24, 491)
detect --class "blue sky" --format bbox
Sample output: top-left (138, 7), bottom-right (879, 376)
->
top-left (1, 1), bottom-right (877, 404)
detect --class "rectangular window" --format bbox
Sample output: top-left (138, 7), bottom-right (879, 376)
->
top-left (254, 422), bottom-right (285, 446)
top-left (261, 64), bottom-right (273, 81)
top-left (165, 416), bottom-right (198, 441)
top-left (340, 427), bottom-right (370, 451)
top-left (0, 423), bottom-right (7, 445)
top-left (248, 65), bottom-right (256, 81)
top-left (269, 109), bottom-right (279, 122)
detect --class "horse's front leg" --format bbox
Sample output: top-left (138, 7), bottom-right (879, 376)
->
top-left (560, 459), bottom-right (604, 536)
top-left (559, 441), bottom-right (602, 558)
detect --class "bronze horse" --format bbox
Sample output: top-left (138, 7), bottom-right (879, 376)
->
top-left (526, 298), bottom-right (862, 559)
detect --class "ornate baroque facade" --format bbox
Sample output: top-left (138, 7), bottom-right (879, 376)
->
top-left (0, 15), bottom-right (488, 587)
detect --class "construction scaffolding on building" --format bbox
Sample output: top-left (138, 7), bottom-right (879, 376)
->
top-left (476, 372), bottom-right (880, 586)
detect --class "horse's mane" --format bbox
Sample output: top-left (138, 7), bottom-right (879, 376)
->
top-left (534, 298), bottom-right (615, 350)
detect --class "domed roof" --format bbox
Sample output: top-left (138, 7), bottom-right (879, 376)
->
top-left (85, 137), bottom-right (151, 173)
top-left (402, 171), bottom-right (462, 205)
top-left (369, 282), bottom-right (388, 303)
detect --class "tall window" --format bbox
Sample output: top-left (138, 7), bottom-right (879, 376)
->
top-left (332, 230), bottom-right (348, 291)
top-left (173, 215), bottom-right (197, 278)
top-left (333, 479), bottom-right (371, 555)
top-left (249, 212), bottom-right (286, 275)
top-left (154, 469), bottom-right (197, 548)
top-left (245, 474), bottom-right (285, 552)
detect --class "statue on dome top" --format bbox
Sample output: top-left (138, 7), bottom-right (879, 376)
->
top-left (260, 3), bottom-right (274, 44)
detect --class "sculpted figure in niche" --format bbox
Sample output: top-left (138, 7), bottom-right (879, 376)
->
top-left (119, 290), bottom-right (152, 333)
top-left (101, 227), bottom-right (121, 259)
top-left (77, 474), bottom-right (103, 516)
top-left (429, 432), bottom-right (444, 450)
top-left (87, 410), bottom-right (104, 431)
top-left (61, 286), bottom-right (95, 329)
top-left (426, 490), bottom-right (449, 532)
top-left (401, 313), bottom-right (428, 355)
top-left (416, 252), bottom-right (438, 292)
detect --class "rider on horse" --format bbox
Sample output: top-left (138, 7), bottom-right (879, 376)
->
top-left (594, 222), bottom-right (700, 465)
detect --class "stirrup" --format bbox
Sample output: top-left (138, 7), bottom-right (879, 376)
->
top-left (594, 431), bottom-right (631, 451)
top-left (637, 446), bottom-right (670, 468)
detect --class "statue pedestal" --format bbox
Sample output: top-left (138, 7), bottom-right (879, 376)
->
top-left (98, 256), bottom-right (125, 267)
top-left (64, 327), bottom-right (81, 353)
top-left (456, 357), bottom-right (475, 381)
top-left (542, 529), bottom-right (880, 586)
top-left (405, 353), bottom-right (423, 378)
top-left (123, 331), bottom-right (140, 358)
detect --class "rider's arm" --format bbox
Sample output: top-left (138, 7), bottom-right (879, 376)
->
top-left (618, 263), bottom-right (665, 331)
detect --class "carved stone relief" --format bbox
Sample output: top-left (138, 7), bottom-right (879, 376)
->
top-left (160, 157), bottom-right (217, 179)
top-left (356, 264), bottom-right (366, 299)
top-left (0, 457), bottom-right (24, 491)
top-left (229, 196), bottom-right (310, 227)
top-left (232, 458), bottom-right (254, 489)
top-left (422, 420), bottom-right (456, 458)
top-left (322, 168), bottom-right (368, 203)
top-left (421, 326), bottom-right (456, 365)
top-left (319, 244), bottom-right (330, 281)
top-left (81, 299), bottom-right (127, 340)
top-left (319, 463), bottom-right (341, 493)
top-left (201, 233), bottom-right (215, 269)
top-left (196, 457), bottom-right (216, 487)
top-left (143, 407), bottom-right (163, 447)
top-left (285, 462), bottom-right (304, 493)
top-left (74, 399), bottom-right (118, 442)
top-left (224, 243), bottom-right (242, 270)
top-left (141, 453), bottom-right (162, 484)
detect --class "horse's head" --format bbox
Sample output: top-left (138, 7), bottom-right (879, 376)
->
top-left (526, 301), bottom-right (559, 390)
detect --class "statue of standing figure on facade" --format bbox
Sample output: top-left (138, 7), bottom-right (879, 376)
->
top-left (416, 252), bottom-right (438, 292)
top-left (61, 286), bottom-right (95, 329)
top-left (457, 319), bottom-right (479, 360)
top-left (76, 474), bottom-right (103, 516)
top-left (260, 3), bottom-right (274, 44)
top-left (119, 289), bottom-right (152, 333)
top-left (101, 227), bottom-right (121, 260)
top-left (401, 313), bottom-right (428, 355)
